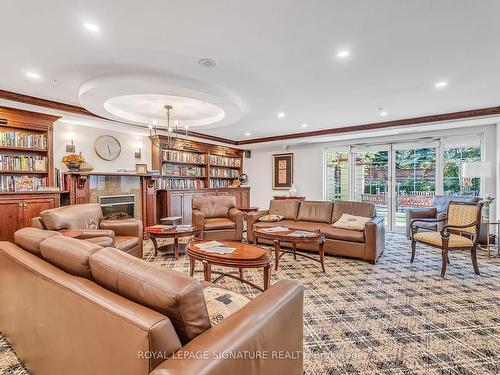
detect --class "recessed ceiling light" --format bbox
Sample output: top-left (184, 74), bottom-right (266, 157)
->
top-left (434, 81), bottom-right (448, 89)
top-left (245, 132), bottom-right (251, 136)
top-left (198, 58), bottom-right (217, 68)
top-left (336, 50), bottom-right (351, 59)
top-left (84, 22), bottom-right (99, 32)
top-left (25, 71), bottom-right (41, 80)
top-left (379, 111), bottom-right (388, 117)
top-left (277, 112), bottom-right (285, 118)
top-left (301, 123), bottom-right (308, 128)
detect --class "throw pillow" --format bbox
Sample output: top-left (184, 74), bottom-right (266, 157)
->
top-left (258, 214), bottom-right (285, 222)
top-left (203, 286), bottom-right (250, 326)
top-left (332, 213), bottom-right (371, 231)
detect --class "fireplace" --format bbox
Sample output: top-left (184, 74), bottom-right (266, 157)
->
top-left (99, 195), bottom-right (135, 220)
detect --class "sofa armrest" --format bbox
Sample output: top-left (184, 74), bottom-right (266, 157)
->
top-left (228, 208), bottom-right (244, 241)
top-left (150, 280), bottom-right (303, 375)
top-left (192, 209), bottom-right (205, 238)
top-left (364, 216), bottom-right (385, 263)
top-left (80, 229), bottom-right (115, 240)
top-left (246, 210), bottom-right (269, 243)
top-left (99, 219), bottom-right (143, 238)
top-left (405, 207), bottom-right (437, 239)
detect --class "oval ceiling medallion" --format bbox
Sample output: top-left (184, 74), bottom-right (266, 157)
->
top-left (78, 74), bottom-right (243, 129)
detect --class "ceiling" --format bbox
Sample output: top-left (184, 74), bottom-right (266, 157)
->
top-left (2, 0), bottom-right (500, 142)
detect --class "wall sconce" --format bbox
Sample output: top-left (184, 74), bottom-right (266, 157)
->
top-left (135, 141), bottom-right (142, 159)
top-left (66, 132), bottom-right (76, 152)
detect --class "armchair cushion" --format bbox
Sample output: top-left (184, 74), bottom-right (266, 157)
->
top-left (40, 203), bottom-right (103, 230)
top-left (80, 229), bottom-right (115, 239)
top-left (192, 196), bottom-right (236, 218)
top-left (413, 232), bottom-right (473, 247)
top-left (114, 236), bottom-right (139, 252)
top-left (99, 219), bottom-right (142, 238)
top-left (203, 286), bottom-right (251, 326)
top-left (204, 218), bottom-right (236, 230)
top-left (84, 236), bottom-right (114, 247)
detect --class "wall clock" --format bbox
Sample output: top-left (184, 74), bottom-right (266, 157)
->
top-left (94, 135), bottom-right (121, 161)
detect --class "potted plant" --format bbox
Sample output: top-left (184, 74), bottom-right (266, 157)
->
top-left (62, 153), bottom-right (85, 172)
top-left (482, 194), bottom-right (495, 220)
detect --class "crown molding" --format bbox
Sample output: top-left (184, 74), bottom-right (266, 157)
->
top-left (1, 89), bottom-right (499, 146)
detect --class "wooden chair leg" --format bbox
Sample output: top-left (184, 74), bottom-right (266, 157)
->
top-left (410, 240), bottom-right (416, 263)
top-left (441, 248), bottom-right (449, 277)
top-left (471, 245), bottom-right (480, 275)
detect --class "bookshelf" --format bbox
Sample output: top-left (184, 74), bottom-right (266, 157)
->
top-left (0, 106), bottom-right (58, 192)
top-left (151, 136), bottom-right (244, 190)
top-left (150, 136), bottom-right (250, 223)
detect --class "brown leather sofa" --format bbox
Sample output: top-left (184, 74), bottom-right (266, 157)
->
top-left (248, 200), bottom-right (385, 263)
top-left (32, 203), bottom-right (144, 258)
top-left (405, 195), bottom-right (482, 239)
top-left (0, 227), bottom-right (303, 375)
top-left (192, 196), bottom-right (244, 241)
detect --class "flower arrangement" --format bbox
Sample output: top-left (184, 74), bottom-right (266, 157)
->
top-left (483, 194), bottom-right (495, 207)
top-left (62, 154), bottom-right (84, 164)
top-left (62, 153), bottom-right (85, 171)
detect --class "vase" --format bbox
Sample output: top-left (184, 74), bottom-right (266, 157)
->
top-left (289, 183), bottom-right (298, 197)
top-left (66, 162), bottom-right (80, 172)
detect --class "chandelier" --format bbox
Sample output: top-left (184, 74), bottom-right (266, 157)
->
top-left (149, 105), bottom-right (188, 149)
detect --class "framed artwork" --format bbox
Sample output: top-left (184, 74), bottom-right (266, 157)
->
top-left (135, 163), bottom-right (148, 174)
top-left (272, 153), bottom-right (293, 189)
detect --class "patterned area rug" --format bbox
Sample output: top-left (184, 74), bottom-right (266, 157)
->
top-left (1, 233), bottom-right (500, 375)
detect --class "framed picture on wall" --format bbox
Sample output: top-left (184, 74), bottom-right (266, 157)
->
top-left (272, 153), bottom-right (293, 189)
top-left (135, 163), bottom-right (148, 174)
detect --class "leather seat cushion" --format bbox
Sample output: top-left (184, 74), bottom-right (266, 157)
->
top-left (89, 247), bottom-right (211, 344)
top-left (114, 236), bottom-right (139, 251)
top-left (286, 221), bottom-right (324, 232)
top-left (192, 196), bottom-right (236, 218)
top-left (39, 236), bottom-right (102, 279)
top-left (413, 232), bottom-right (473, 247)
top-left (40, 203), bottom-right (103, 230)
top-left (296, 201), bottom-right (333, 223)
top-left (253, 220), bottom-right (297, 229)
top-left (85, 236), bottom-right (115, 247)
top-left (14, 227), bottom-right (62, 256)
top-left (268, 200), bottom-right (300, 220)
top-left (321, 226), bottom-right (365, 243)
top-left (204, 218), bottom-right (235, 230)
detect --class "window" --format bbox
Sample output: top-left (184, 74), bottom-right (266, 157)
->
top-left (325, 150), bottom-right (350, 201)
top-left (443, 146), bottom-right (481, 196)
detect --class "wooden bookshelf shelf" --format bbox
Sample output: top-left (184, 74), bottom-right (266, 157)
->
top-left (0, 170), bottom-right (48, 174)
top-left (0, 146), bottom-right (48, 152)
top-left (163, 175), bottom-right (207, 179)
top-left (161, 160), bottom-right (208, 166)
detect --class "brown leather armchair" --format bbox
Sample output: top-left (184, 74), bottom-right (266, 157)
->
top-left (192, 196), bottom-right (243, 241)
top-left (32, 203), bottom-right (143, 258)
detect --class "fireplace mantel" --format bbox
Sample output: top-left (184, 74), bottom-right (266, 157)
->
top-left (64, 172), bottom-right (158, 228)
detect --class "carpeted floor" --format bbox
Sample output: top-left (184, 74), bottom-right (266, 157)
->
top-left (1, 232), bottom-right (500, 374)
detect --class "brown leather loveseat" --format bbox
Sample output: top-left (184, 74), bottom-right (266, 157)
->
top-left (248, 200), bottom-right (385, 263)
top-left (32, 203), bottom-right (144, 258)
top-left (192, 195), bottom-right (244, 241)
top-left (0, 227), bottom-right (304, 375)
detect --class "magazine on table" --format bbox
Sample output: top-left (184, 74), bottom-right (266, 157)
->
top-left (287, 230), bottom-right (317, 237)
top-left (261, 226), bottom-right (290, 233)
top-left (195, 240), bottom-right (236, 254)
top-left (176, 225), bottom-right (194, 232)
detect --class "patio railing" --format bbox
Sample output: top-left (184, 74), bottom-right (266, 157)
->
top-left (361, 193), bottom-right (434, 208)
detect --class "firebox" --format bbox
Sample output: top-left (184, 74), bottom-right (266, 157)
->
top-left (99, 195), bottom-right (135, 220)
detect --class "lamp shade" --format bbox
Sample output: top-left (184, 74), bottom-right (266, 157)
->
top-left (461, 162), bottom-right (491, 178)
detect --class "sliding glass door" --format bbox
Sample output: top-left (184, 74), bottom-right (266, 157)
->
top-left (393, 143), bottom-right (438, 231)
top-left (324, 135), bottom-right (483, 232)
top-left (353, 147), bottom-right (390, 226)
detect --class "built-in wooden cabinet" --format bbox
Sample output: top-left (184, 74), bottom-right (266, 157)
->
top-left (157, 187), bottom-right (250, 224)
top-left (0, 192), bottom-right (60, 241)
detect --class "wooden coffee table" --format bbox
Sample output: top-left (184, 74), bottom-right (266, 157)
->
top-left (186, 240), bottom-right (273, 291)
top-left (145, 225), bottom-right (202, 259)
top-left (252, 226), bottom-right (325, 272)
